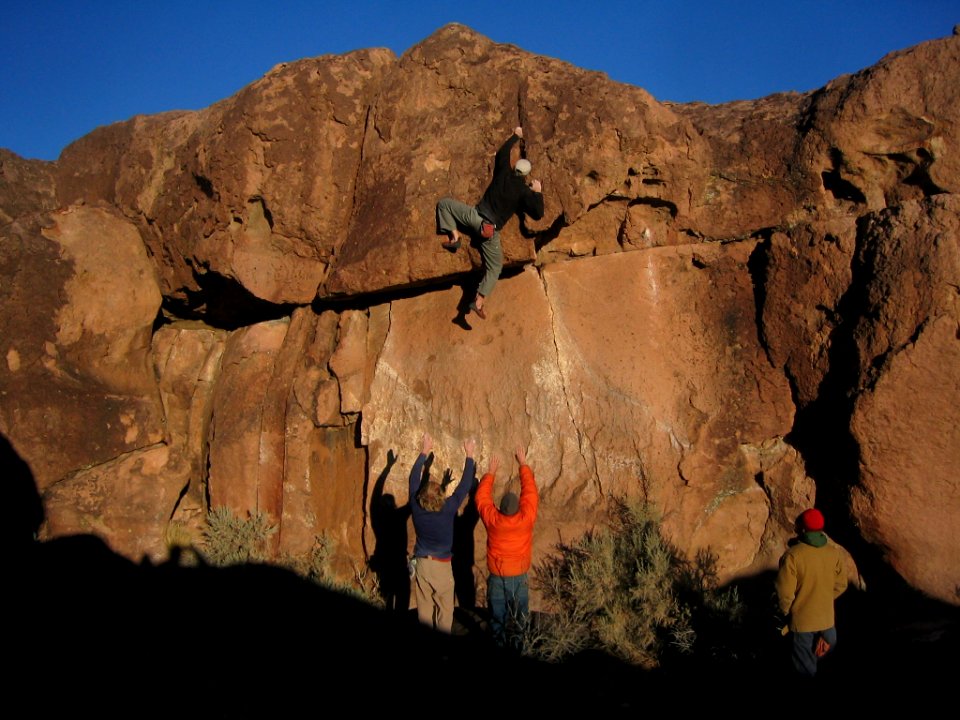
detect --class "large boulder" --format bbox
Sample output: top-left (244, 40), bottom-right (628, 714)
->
top-left (0, 205), bottom-right (176, 559)
top-left (1, 206), bottom-right (164, 490)
top-left (361, 244), bottom-right (807, 591)
top-left (849, 196), bottom-right (960, 604)
top-left (57, 49), bottom-right (395, 311)
top-left (795, 34), bottom-right (960, 210)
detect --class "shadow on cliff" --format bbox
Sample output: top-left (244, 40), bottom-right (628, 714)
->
top-left (8, 434), bottom-right (957, 713)
top-left (13, 546), bottom-right (956, 714)
top-left (14, 551), bottom-right (959, 713)
top-left (4, 433), bottom-right (43, 550)
top-left (160, 270), bottom-right (298, 331)
top-left (368, 448), bottom-right (411, 614)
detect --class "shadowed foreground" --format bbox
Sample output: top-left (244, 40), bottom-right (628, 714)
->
top-left (11, 532), bottom-right (957, 715)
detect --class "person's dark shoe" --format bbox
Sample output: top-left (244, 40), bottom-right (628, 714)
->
top-left (441, 237), bottom-right (461, 252)
top-left (469, 302), bottom-right (486, 320)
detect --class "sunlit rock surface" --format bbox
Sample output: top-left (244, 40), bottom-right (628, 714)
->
top-left (2, 25), bottom-right (958, 604)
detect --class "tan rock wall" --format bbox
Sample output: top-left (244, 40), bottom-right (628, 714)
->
top-left (542, 243), bottom-right (805, 575)
top-left (849, 197), bottom-right (960, 604)
top-left (207, 319), bottom-right (289, 516)
top-left (1, 207), bottom-right (164, 490)
top-left (153, 326), bottom-right (228, 541)
top-left (361, 248), bottom-right (807, 598)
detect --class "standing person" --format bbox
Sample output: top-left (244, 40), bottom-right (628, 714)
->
top-left (476, 446), bottom-right (539, 649)
top-left (409, 432), bottom-right (476, 633)
top-left (775, 508), bottom-right (849, 677)
top-left (436, 127), bottom-right (545, 320)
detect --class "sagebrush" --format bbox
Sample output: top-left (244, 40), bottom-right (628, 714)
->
top-left (200, 506), bottom-right (276, 566)
top-left (529, 498), bottom-right (743, 668)
top-left (279, 532), bottom-right (383, 607)
top-left (199, 507), bottom-right (381, 606)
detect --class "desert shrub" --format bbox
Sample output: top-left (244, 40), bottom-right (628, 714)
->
top-left (200, 506), bottom-right (276, 566)
top-left (349, 560), bottom-right (384, 608)
top-left (530, 498), bottom-right (743, 668)
top-left (279, 532), bottom-right (337, 584)
top-left (673, 548), bottom-right (747, 662)
top-left (279, 534), bottom-right (383, 608)
top-left (199, 508), bottom-right (382, 606)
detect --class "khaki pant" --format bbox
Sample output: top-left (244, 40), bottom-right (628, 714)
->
top-left (435, 197), bottom-right (504, 299)
top-left (414, 557), bottom-right (455, 633)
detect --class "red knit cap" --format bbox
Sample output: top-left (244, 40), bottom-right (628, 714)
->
top-left (800, 508), bottom-right (825, 532)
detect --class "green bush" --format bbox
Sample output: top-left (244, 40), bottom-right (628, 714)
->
top-left (530, 498), bottom-right (743, 668)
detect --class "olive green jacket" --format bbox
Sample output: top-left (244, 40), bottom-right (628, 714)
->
top-left (775, 532), bottom-right (848, 632)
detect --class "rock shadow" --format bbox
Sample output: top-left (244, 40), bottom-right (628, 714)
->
top-left (452, 476), bottom-right (480, 612)
top-left (452, 281), bottom-right (476, 330)
top-left (369, 448), bottom-right (411, 614)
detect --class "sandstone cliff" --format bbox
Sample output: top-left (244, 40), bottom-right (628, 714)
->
top-left (2, 24), bottom-right (958, 606)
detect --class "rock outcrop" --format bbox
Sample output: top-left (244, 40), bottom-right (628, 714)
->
top-left (2, 24), bottom-right (957, 605)
top-left (848, 197), bottom-right (959, 602)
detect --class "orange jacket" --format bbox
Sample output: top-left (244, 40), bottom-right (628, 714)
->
top-left (476, 464), bottom-right (539, 577)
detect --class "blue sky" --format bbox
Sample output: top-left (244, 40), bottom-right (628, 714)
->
top-left (2, 1), bottom-right (957, 161)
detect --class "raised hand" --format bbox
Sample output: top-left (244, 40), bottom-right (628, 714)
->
top-left (515, 446), bottom-right (527, 466)
top-left (513, 126), bottom-right (523, 138)
top-left (488, 455), bottom-right (501, 476)
top-left (530, 179), bottom-right (542, 193)
top-left (464, 437), bottom-right (476, 458)
top-left (421, 433), bottom-right (433, 455)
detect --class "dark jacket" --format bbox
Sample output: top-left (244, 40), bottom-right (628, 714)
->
top-left (476, 134), bottom-right (544, 229)
top-left (410, 452), bottom-right (476, 559)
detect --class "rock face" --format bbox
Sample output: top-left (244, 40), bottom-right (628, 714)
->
top-left (2, 24), bottom-right (958, 605)
top-left (361, 248), bottom-right (808, 584)
top-left (1, 207), bottom-right (163, 489)
top-left (849, 197), bottom-right (960, 603)
top-left (1, 205), bottom-right (168, 559)
top-left (1, 149), bottom-right (57, 224)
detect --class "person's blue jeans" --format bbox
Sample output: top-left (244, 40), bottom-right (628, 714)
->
top-left (487, 573), bottom-right (529, 649)
top-left (791, 626), bottom-right (837, 676)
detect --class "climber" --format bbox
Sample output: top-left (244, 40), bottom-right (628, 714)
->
top-left (435, 127), bottom-right (544, 320)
